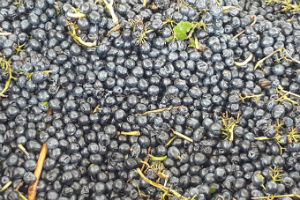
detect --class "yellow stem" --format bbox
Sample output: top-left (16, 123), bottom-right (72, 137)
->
top-left (170, 128), bottom-right (193, 143)
top-left (255, 136), bottom-right (271, 140)
top-left (0, 181), bottom-right (12, 192)
top-left (18, 192), bottom-right (28, 200)
top-left (137, 105), bottom-right (182, 116)
top-left (150, 155), bottom-right (168, 162)
top-left (165, 136), bottom-right (177, 147)
top-left (137, 168), bottom-right (190, 200)
top-left (18, 144), bottom-right (30, 158)
top-left (235, 54), bottom-right (254, 66)
top-left (117, 131), bottom-right (140, 136)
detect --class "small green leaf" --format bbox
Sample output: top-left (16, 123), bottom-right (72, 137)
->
top-left (189, 37), bottom-right (196, 48)
top-left (166, 36), bottom-right (174, 43)
top-left (209, 186), bottom-right (216, 193)
top-left (56, 7), bottom-right (61, 15)
top-left (43, 101), bottom-right (49, 107)
top-left (173, 21), bottom-right (193, 40)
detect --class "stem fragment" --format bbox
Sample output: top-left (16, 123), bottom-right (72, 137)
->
top-left (28, 143), bottom-right (48, 200)
top-left (106, 24), bottom-right (121, 36)
top-left (232, 30), bottom-right (245, 39)
top-left (165, 136), bottom-right (177, 147)
top-left (0, 32), bottom-right (12, 36)
top-left (276, 85), bottom-right (300, 105)
top-left (254, 47), bottom-right (300, 70)
top-left (0, 181), bottom-right (12, 192)
top-left (254, 48), bottom-right (282, 70)
top-left (92, 105), bottom-right (101, 113)
top-left (233, 15), bottom-right (256, 39)
top-left (137, 105), bottom-right (182, 116)
top-left (117, 131), bottom-right (141, 136)
top-left (269, 166), bottom-right (283, 182)
top-left (221, 112), bottom-right (240, 142)
top-left (0, 56), bottom-right (15, 98)
top-left (102, 0), bottom-right (119, 25)
top-left (15, 181), bottom-right (24, 192)
top-left (234, 54), bottom-right (253, 66)
top-left (170, 128), bottom-right (193, 143)
top-left (137, 168), bottom-right (192, 200)
top-left (66, 21), bottom-right (97, 47)
top-left (19, 192), bottom-right (28, 200)
top-left (134, 180), bottom-right (150, 198)
top-left (150, 155), bottom-right (168, 162)
top-left (140, 146), bottom-right (151, 172)
top-left (223, 6), bottom-right (240, 12)
top-left (239, 93), bottom-right (263, 103)
top-left (18, 144), bottom-right (30, 158)
top-left (251, 192), bottom-right (300, 199)
top-left (143, 0), bottom-right (148, 7)
top-left (67, 6), bottom-right (86, 18)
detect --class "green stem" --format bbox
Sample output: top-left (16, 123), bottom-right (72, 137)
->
top-left (102, 0), bottom-right (119, 25)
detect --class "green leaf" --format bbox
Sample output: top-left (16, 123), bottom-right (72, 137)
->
top-left (209, 186), bottom-right (216, 193)
top-left (166, 36), bottom-right (174, 43)
top-left (56, 7), bottom-right (61, 15)
top-left (173, 21), bottom-right (193, 40)
top-left (43, 101), bottom-right (49, 107)
top-left (189, 37), bottom-right (196, 48)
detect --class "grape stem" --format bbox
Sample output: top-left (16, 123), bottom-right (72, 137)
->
top-left (252, 192), bottom-right (300, 199)
top-left (143, 0), bottom-right (148, 7)
top-left (136, 105), bottom-right (182, 116)
top-left (0, 32), bottom-right (12, 36)
top-left (0, 181), bottom-right (12, 192)
top-left (234, 53), bottom-right (254, 66)
top-left (28, 143), bottom-right (48, 200)
top-left (102, 0), bottom-right (119, 25)
top-left (170, 128), bottom-right (193, 143)
top-left (117, 131), bottom-right (141, 136)
top-left (137, 168), bottom-right (196, 200)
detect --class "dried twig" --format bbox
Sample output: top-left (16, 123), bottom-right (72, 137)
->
top-left (28, 143), bottom-right (48, 200)
top-left (136, 105), bottom-right (182, 116)
top-left (140, 146), bottom-right (151, 172)
top-left (15, 181), bottom-right (24, 192)
top-left (233, 15), bottom-right (256, 39)
top-left (106, 24), bottom-right (121, 36)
